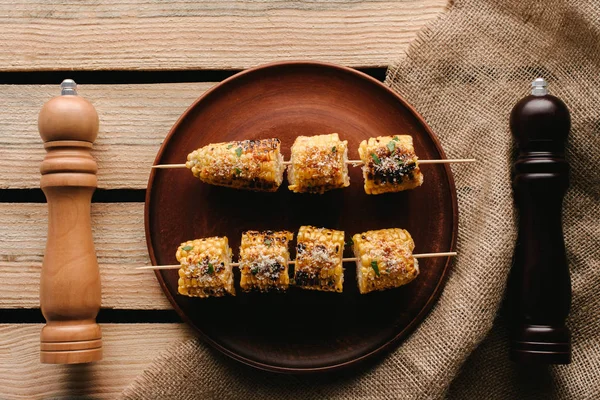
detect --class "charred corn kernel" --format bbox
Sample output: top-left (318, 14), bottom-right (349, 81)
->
top-left (185, 138), bottom-right (284, 192)
top-left (352, 228), bottom-right (419, 294)
top-left (358, 135), bottom-right (424, 195)
top-left (287, 133), bottom-right (350, 194)
top-left (176, 237), bottom-right (235, 298)
top-left (294, 226), bottom-right (345, 292)
top-left (239, 230), bottom-right (293, 292)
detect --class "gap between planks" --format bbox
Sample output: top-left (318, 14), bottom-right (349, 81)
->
top-left (0, 68), bottom-right (387, 85)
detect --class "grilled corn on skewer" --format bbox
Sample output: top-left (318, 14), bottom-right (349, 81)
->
top-left (239, 230), bottom-right (294, 292)
top-left (358, 135), bottom-right (424, 195)
top-left (287, 133), bottom-right (350, 194)
top-left (294, 226), bottom-right (345, 292)
top-left (173, 226), bottom-right (429, 297)
top-left (176, 237), bottom-right (235, 298)
top-left (185, 138), bottom-right (284, 192)
top-left (352, 228), bottom-right (419, 294)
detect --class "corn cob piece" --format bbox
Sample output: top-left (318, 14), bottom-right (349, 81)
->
top-left (294, 226), bottom-right (345, 292)
top-left (358, 135), bottom-right (424, 195)
top-left (176, 237), bottom-right (235, 298)
top-left (239, 230), bottom-right (294, 292)
top-left (185, 138), bottom-right (284, 192)
top-left (352, 228), bottom-right (419, 294)
top-left (287, 133), bottom-right (350, 194)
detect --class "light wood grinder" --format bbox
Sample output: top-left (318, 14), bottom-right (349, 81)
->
top-left (38, 80), bottom-right (102, 364)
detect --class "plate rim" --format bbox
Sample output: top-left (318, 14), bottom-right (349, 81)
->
top-left (144, 60), bottom-right (458, 374)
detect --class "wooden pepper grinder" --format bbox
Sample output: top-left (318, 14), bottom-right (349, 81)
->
top-left (509, 78), bottom-right (571, 364)
top-left (38, 79), bottom-right (102, 364)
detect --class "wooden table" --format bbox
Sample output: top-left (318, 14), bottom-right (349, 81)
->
top-left (0, 1), bottom-right (447, 398)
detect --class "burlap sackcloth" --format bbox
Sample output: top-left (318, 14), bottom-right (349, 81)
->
top-left (121, 0), bottom-right (600, 398)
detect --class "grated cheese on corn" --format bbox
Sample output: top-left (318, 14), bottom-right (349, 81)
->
top-left (287, 133), bottom-right (350, 194)
top-left (358, 135), bottom-right (423, 195)
top-left (294, 226), bottom-right (345, 292)
top-left (239, 230), bottom-right (294, 292)
top-left (186, 138), bottom-right (284, 192)
top-left (352, 228), bottom-right (419, 294)
top-left (176, 237), bottom-right (235, 298)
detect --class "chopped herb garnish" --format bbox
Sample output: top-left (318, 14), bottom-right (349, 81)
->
top-left (235, 147), bottom-right (243, 157)
top-left (387, 141), bottom-right (396, 153)
top-left (234, 167), bottom-right (242, 176)
top-left (207, 263), bottom-right (214, 275)
top-left (264, 238), bottom-right (272, 246)
top-left (182, 245), bottom-right (193, 251)
top-left (332, 146), bottom-right (337, 153)
top-left (392, 136), bottom-right (400, 142)
top-left (371, 260), bottom-right (380, 277)
top-left (251, 267), bottom-right (259, 275)
top-left (371, 153), bottom-right (381, 165)
top-left (345, 238), bottom-right (354, 247)
top-left (227, 144), bottom-right (234, 149)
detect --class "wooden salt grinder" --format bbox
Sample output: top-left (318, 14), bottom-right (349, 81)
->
top-left (509, 78), bottom-right (571, 364)
top-left (38, 80), bottom-right (102, 364)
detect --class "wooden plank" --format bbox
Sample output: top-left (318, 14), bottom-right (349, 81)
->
top-left (0, 83), bottom-right (215, 189)
top-left (0, 202), bottom-right (173, 309)
top-left (0, 0), bottom-right (447, 71)
top-left (0, 323), bottom-right (193, 399)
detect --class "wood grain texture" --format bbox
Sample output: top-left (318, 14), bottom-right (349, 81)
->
top-left (0, 0), bottom-right (447, 71)
top-left (0, 202), bottom-right (172, 309)
top-left (0, 324), bottom-right (193, 399)
top-left (0, 83), bottom-right (215, 189)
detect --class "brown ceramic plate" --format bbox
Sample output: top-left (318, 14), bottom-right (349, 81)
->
top-left (145, 61), bottom-right (457, 373)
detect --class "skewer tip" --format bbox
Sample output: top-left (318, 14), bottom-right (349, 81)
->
top-left (151, 164), bottom-right (187, 169)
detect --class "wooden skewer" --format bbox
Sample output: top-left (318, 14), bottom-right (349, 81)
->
top-left (413, 251), bottom-right (458, 258)
top-left (417, 159), bottom-right (476, 164)
top-left (136, 251), bottom-right (457, 270)
top-left (152, 163), bottom-right (188, 169)
top-left (152, 159), bottom-right (475, 169)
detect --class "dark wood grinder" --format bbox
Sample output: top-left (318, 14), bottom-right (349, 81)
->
top-left (509, 78), bottom-right (571, 364)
